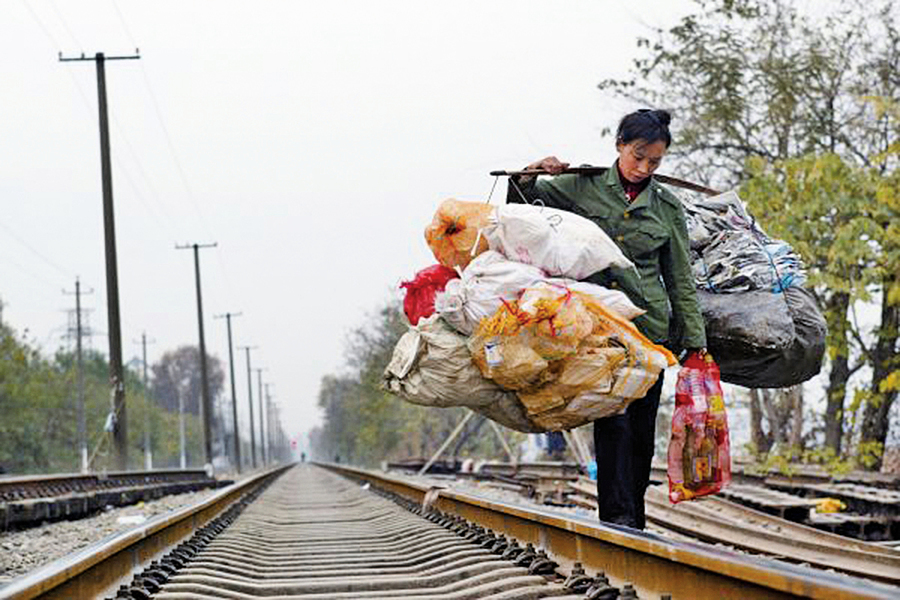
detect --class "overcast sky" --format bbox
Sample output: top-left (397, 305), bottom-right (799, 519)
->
top-left (1, 0), bottom-right (704, 448)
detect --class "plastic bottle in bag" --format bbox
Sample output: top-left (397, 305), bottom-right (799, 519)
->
top-left (668, 353), bottom-right (731, 503)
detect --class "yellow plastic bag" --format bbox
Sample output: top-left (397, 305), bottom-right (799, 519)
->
top-left (517, 284), bottom-right (594, 360)
top-left (517, 346), bottom-right (627, 418)
top-left (425, 199), bottom-right (493, 270)
top-left (468, 301), bottom-right (550, 390)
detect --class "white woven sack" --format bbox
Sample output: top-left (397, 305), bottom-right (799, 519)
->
top-left (434, 251), bottom-right (546, 335)
top-left (434, 251), bottom-right (644, 336)
top-left (484, 204), bottom-right (633, 279)
top-left (382, 315), bottom-right (538, 432)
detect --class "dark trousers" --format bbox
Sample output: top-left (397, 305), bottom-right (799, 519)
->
top-left (593, 374), bottom-right (663, 530)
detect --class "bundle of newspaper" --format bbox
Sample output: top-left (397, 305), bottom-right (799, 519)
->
top-left (680, 191), bottom-right (826, 388)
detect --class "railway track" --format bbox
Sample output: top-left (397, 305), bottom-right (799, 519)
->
top-left (391, 460), bottom-right (900, 540)
top-left (565, 478), bottom-right (900, 584)
top-left (2, 463), bottom-right (897, 599)
top-left (0, 470), bottom-right (228, 531)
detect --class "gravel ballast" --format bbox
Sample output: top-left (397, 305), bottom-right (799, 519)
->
top-left (0, 488), bottom-right (220, 583)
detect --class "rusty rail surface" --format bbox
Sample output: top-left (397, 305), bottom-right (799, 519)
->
top-left (565, 478), bottom-right (900, 585)
top-left (324, 463), bottom-right (900, 600)
top-left (0, 465), bottom-right (290, 600)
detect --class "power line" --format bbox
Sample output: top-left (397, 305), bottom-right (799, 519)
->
top-left (109, 0), bottom-right (138, 49)
top-left (0, 219), bottom-right (72, 278)
top-left (46, 0), bottom-right (82, 51)
top-left (19, 0), bottom-right (62, 50)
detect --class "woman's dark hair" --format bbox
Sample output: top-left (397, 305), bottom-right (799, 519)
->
top-left (616, 109), bottom-right (672, 147)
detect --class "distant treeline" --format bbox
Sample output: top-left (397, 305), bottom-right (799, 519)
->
top-left (0, 323), bottom-right (226, 474)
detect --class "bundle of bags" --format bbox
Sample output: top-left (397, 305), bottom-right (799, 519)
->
top-left (680, 191), bottom-right (827, 388)
top-left (384, 199), bottom-right (676, 433)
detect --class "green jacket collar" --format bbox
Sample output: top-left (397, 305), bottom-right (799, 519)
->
top-left (603, 160), bottom-right (678, 210)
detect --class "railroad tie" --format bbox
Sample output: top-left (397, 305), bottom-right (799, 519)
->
top-left (142, 465), bottom-right (586, 599)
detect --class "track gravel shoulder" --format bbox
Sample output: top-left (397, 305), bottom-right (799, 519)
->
top-left (0, 488), bottom-right (220, 582)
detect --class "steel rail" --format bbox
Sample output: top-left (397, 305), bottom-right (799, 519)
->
top-left (0, 465), bottom-right (290, 600)
top-left (0, 469), bottom-right (229, 532)
top-left (566, 478), bottom-right (900, 584)
top-left (0, 469), bottom-right (212, 500)
top-left (323, 463), bottom-right (900, 600)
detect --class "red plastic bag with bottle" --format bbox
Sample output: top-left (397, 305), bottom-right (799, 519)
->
top-left (400, 264), bottom-right (459, 326)
top-left (667, 352), bottom-right (731, 503)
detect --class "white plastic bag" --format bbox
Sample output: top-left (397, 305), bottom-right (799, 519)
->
top-left (434, 251), bottom-right (643, 336)
top-left (434, 251), bottom-right (546, 335)
top-left (484, 204), bottom-right (633, 279)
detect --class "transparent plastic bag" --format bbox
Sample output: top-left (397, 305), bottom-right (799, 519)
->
top-left (667, 353), bottom-right (731, 503)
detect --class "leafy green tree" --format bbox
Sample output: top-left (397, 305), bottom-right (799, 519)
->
top-left (600, 0), bottom-right (899, 185)
top-left (0, 318), bottom-right (216, 474)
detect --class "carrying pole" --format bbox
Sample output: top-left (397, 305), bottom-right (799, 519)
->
top-left (490, 167), bottom-right (721, 196)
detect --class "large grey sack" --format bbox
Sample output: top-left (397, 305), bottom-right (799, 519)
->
top-left (698, 286), bottom-right (827, 388)
top-left (382, 315), bottom-right (540, 432)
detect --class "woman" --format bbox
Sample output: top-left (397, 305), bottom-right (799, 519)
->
top-left (508, 109), bottom-right (706, 529)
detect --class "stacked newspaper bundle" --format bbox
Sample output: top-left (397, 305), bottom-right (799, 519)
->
top-left (680, 191), bottom-right (826, 388)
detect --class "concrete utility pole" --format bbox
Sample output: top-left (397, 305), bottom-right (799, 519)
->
top-left (64, 278), bottom-right (93, 473)
top-left (265, 383), bottom-right (277, 463)
top-left (134, 332), bottom-right (155, 470)
top-left (255, 368), bottom-right (267, 464)
top-left (238, 346), bottom-right (258, 468)
top-left (61, 51), bottom-right (140, 470)
top-left (176, 242), bottom-right (217, 468)
top-left (215, 312), bottom-right (243, 473)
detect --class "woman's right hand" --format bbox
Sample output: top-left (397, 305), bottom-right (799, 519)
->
top-left (525, 156), bottom-right (570, 175)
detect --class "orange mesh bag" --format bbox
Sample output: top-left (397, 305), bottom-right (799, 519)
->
top-left (575, 291), bottom-right (677, 399)
top-left (425, 199), bottom-right (493, 270)
top-left (467, 300), bottom-right (550, 390)
top-left (518, 346), bottom-right (627, 424)
top-left (517, 283), bottom-right (594, 361)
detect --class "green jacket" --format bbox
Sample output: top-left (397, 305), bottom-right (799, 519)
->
top-left (507, 163), bottom-right (706, 351)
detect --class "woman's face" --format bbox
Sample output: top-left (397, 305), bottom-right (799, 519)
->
top-left (616, 139), bottom-right (667, 183)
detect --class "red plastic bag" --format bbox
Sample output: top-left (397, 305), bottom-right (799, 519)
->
top-left (400, 265), bottom-right (459, 326)
top-left (667, 352), bottom-right (731, 503)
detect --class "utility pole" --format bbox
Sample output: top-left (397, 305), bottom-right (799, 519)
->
top-left (238, 345), bottom-right (258, 468)
top-left (64, 278), bottom-right (93, 473)
top-left (266, 386), bottom-right (278, 463)
top-left (214, 312), bottom-right (242, 473)
top-left (61, 51), bottom-right (140, 470)
top-left (264, 383), bottom-right (273, 463)
top-left (176, 242), bottom-right (217, 468)
top-left (134, 333), bottom-right (156, 470)
top-left (255, 368), bottom-right (267, 465)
